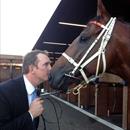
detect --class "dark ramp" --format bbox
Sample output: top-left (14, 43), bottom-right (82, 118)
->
top-left (38, 95), bottom-right (123, 130)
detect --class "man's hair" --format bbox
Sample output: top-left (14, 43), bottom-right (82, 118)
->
top-left (22, 50), bottom-right (48, 74)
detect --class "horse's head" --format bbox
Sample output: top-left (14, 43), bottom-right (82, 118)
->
top-left (49, 0), bottom-right (130, 91)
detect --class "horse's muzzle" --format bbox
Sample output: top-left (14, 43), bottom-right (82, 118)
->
top-left (48, 73), bottom-right (67, 92)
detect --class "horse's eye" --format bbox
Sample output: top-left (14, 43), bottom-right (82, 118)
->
top-left (79, 35), bottom-right (88, 43)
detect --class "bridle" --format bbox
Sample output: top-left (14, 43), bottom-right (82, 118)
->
top-left (62, 17), bottom-right (116, 84)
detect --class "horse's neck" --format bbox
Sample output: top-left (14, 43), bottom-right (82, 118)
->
top-left (118, 20), bottom-right (130, 34)
top-left (109, 20), bottom-right (130, 82)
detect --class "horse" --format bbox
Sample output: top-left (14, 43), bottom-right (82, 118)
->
top-left (49, 0), bottom-right (130, 129)
top-left (49, 0), bottom-right (130, 91)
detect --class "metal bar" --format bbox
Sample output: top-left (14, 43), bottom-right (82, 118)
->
top-left (51, 95), bottom-right (124, 130)
top-left (43, 41), bottom-right (69, 46)
top-left (59, 22), bottom-right (87, 28)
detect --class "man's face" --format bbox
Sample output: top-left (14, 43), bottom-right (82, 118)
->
top-left (33, 53), bottom-right (51, 82)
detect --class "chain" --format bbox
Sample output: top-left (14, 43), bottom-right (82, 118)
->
top-left (67, 81), bottom-right (87, 95)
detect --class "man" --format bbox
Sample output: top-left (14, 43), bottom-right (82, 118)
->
top-left (0, 50), bottom-right (51, 130)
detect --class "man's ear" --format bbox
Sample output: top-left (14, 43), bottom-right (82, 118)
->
top-left (97, 0), bottom-right (110, 21)
top-left (29, 65), bottom-right (35, 73)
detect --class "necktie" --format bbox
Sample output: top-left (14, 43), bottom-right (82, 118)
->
top-left (31, 89), bottom-right (40, 130)
top-left (31, 90), bottom-right (37, 102)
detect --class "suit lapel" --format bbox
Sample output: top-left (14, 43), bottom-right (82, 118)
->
top-left (13, 76), bottom-right (29, 116)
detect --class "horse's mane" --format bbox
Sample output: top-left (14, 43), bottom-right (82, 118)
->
top-left (117, 18), bottom-right (130, 25)
top-left (102, 0), bottom-right (130, 23)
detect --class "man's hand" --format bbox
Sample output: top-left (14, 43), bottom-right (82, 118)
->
top-left (28, 98), bottom-right (44, 119)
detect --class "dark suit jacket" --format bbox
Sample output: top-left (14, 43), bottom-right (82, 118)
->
top-left (0, 76), bottom-right (38, 130)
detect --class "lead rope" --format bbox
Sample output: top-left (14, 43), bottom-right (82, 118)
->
top-left (67, 81), bottom-right (87, 107)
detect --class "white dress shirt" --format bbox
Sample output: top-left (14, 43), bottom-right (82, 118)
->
top-left (23, 75), bottom-right (36, 120)
top-left (23, 75), bottom-right (36, 106)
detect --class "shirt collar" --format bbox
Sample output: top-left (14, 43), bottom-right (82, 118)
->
top-left (23, 75), bottom-right (35, 95)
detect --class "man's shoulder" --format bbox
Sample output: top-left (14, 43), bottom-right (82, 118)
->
top-left (0, 75), bottom-right (23, 91)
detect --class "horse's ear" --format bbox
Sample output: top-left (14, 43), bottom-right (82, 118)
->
top-left (97, 0), bottom-right (110, 21)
